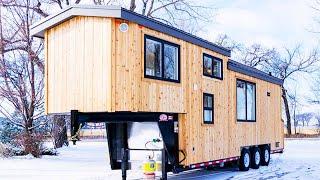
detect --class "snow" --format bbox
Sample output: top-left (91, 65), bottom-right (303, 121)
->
top-left (0, 139), bottom-right (320, 180)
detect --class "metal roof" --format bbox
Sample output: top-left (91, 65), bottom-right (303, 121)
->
top-left (227, 60), bottom-right (284, 86)
top-left (30, 5), bottom-right (231, 57)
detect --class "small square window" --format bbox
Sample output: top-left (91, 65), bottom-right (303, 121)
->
top-left (203, 93), bottom-right (214, 124)
top-left (203, 53), bottom-right (223, 80)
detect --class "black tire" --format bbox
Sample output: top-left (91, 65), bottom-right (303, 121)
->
top-left (239, 148), bottom-right (251, 171)
top-left (250, 147), bottom-right (261, 169)
top-left (260, 145), bottom-right (270, 166)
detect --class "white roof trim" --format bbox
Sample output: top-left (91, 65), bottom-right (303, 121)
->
top-left (30, 5), bottom-right (122, 38)
top-left (30, 5), bottom-right (231, 56)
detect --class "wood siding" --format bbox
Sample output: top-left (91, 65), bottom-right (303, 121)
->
top-left (112, 19), bottom-right (187, 113)
top-left (45, 16), bottom-right (284, 166)
top-left (46, 17), bottom-right (112, 113)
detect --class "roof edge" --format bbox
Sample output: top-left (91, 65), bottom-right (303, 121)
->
top-left (120, 8), bottom-right (231, 56)
top-left (30, 5), bottom-right (122, 38)
top-left (30, 5), bottom-right (231, 57)
top-left (227, 60), bottom-right (284, 86)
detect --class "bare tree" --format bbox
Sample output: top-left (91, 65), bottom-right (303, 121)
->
top-left (215, 34), bottom-right (242, 52)
top-left (138, 0), bottom-right (214, 31)
top-left (264, 45), bottom-right (320, 135)
top-left (48, 115), bottom-right (69, 148)
top-left (314, 114), bottom-right (320, 134)
top-left (45, 0), bottom-right (82, 9)
top-left (43, 0), bottom-right (215, 34)
top-left (238, 44), bottom-right (277, 68)
top-left (310, 73), bottom-right (320, 104)
top-left (2, 0), bottom-right (49, 17)
top-left (0, 0), bottom-right (50, 155)
top-left (295, 113), bottom-right (313, 127)
top-left (215, 35), bottom-right (277, 68)
top-left (0, 0), bottom-right (46, 132)
top-left (288, 87), bottom-right (300, 134)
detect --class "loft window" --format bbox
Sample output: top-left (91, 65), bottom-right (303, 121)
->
top-left (203, 93), bottom-right (214, 124)
top-left (144, 35), bottom-right (180, 82)
top-left (145, 38), bottom-right (162, 78)
top-left (203, 53), bottom-right (223, 80)
top-left (236, 79), bottom-right (256, 122)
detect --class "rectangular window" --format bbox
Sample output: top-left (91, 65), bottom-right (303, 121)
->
top-left (144, 35), bottom-right (180, 82)
top-left (164, 44), bottom-right (179, 80)
top-left (145, 38), bottom-right (162, 77)
top-left (246, 83), bottom-right (256, 121)
top-left (203, 53), bottom-right (223, 80)
top-left (237, 81), bottom-right (246, 120)
top-left (236, 79), bottom-right (256, 122)
top-left (203, 93), bottom-right (214, 124)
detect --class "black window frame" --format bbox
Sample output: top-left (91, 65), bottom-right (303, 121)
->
top-left (203, 93), bottom-right (214, 124)
top-left (203, 53), bottom-right (223, 80)
top-left (144, 35), bottom-right (181, 83)
top-left (236, 79), bottom-right (256, 122)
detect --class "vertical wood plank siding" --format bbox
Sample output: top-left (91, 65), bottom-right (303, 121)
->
top-left (46, 17), bottom-right (112, 113)
top-left (45, 16), bottom-right (284, 166)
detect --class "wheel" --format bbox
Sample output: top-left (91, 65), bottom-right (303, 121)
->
top-left (260, 145), bottom-right (270, 166)
top-left (250, 147), bottom-right (261, 169)
top-left (239, 148), bottom-right (251, 171)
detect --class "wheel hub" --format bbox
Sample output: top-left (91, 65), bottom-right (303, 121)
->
top-left (255, 151), bottom-right (260, 165)
top-left (264, 149), bottom-right (269, 162)
top-left (244, 153), bottom-right (250, 167)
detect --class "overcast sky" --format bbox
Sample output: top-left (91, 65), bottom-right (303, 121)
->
top-left (209, 0), bottom-right (319, 49)
top-left (202, 0), bottom-right (320, 112)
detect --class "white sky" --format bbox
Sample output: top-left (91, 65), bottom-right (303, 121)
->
top-left (206, 0), bottom-right (319, 49)
top-left (199, 0), bottom-right (320, 113)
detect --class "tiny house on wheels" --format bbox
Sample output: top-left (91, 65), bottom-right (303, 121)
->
top-left (31, 5), bottom-right (284, 180)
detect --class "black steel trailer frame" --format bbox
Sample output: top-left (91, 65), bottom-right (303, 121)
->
top-left (70, 110), bottom-right (181, 180)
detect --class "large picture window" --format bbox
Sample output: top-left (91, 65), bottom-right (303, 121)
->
top-left (144, 35), bottom-right (180, 82)
top-left (203, 93), bottom-right (214, 124)
top-left (203, 53), bottom-right (223, 80)
top-left (236, 79), bottom-right (256, 122)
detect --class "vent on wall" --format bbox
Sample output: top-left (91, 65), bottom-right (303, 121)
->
top-left (267, 92), bottom-right (271, 96)
top-left (275, 142), bottom-right (280, 147)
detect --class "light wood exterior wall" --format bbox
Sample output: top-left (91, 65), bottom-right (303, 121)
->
top-left (45, 17), bottom-right (112, 114)
top-left (45, 16), bottom-right (284, 166)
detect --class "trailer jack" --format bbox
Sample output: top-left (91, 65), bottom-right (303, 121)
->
top-left (119, 148), bottom-right (168, 180)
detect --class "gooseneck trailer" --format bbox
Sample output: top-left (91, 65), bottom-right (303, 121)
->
top-left (31, 5), bottom-right (284, 179)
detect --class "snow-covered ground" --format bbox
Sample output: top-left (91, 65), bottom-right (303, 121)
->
top-left (0, 139), bottom-right (320, 180)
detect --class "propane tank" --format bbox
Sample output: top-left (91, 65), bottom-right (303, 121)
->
top-left (142, 155), bottom-right (156, 179)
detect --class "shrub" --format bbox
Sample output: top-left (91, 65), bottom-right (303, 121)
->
top-left (0, 121), bottom-right (21, 144)
top-left (16, 132), bottom-right (45, 158)
top-left (0, 143), bottom-right (9, 157)
top-left (0, 118), bottom-right (60, 157)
